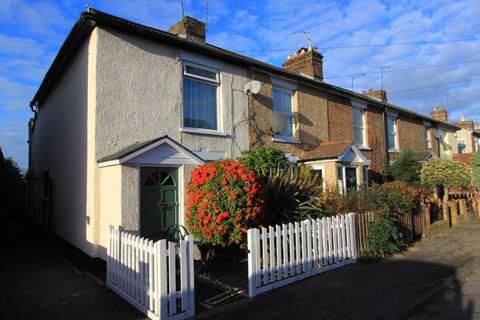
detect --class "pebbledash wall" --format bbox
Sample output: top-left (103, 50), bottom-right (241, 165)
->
top-left (94, 27), bottom-right (250, 258)
top-left (30, 26), bottom-right (251, 259)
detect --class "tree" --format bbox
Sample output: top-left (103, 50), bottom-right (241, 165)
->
top-left (473, 151), bottom-right (480, 189)
top-left (420, 158), bottom-right (472, 202)
top-left (239, 147), bottom-right (287, 177)
top-left (386, 147), bottom-right (422, 184)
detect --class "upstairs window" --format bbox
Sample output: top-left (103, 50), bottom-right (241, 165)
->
top-left (272, 87), bottom-right (294, 137)
top-left (424, 126), bottom-right (431, 149)
top-left (353, 107), bottom-right (366, 147)
top-left (387, 115), bottom-right (398, 151)
top-left (183, 62), bottom-right (219, 130)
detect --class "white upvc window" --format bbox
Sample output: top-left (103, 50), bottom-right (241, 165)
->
top-left (272, 87), bottom-right (294, 138)
top-left (424, 125), bottom-right (432, 149)
top-left (182, 62), bottom-right (220, 131)
top-left (353, 107), bottom-right (366, 147)
top-left (387, 114), bottom-right (398, 151)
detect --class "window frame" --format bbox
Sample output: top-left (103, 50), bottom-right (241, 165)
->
top-left (182, 61), bottom-right (221, 132)
top-left (352, 106), bottom-right (366, 147)
top-left (387, 114), bottom-right (399, 152)
top-left (458, 140), bottom-right (466, 154)
top-left (424, 125), bottom-right (432, 149)
top-left (272, 86), bottom-right (295, 139)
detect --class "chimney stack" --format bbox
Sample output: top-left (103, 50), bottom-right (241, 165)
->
top-left (453, 114), bottom-right (474, 130)
top-left (431, 106), bottom-right (448, 123)
top-left (168, 16), bottom-right (206, 43)
top-left (362, 89), bottom-right (387, 102)
top-left (283, 46), bottom-right (323, 81)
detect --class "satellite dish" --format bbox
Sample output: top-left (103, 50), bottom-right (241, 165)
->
top-left (244, 80), bottom-right (261, 95)
top-left (271, 112), bottom-right (287, 134)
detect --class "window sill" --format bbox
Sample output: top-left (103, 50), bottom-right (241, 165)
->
top-left (180, 127), bottom-right (228, 137)
top-left (388, 148), bottom-right (400, 153)
top-left (357, 145), bottom-right (371, 151)
top-left (271, 136), bottom-right (302, 144)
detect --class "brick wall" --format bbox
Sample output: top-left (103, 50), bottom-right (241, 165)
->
top-left (397, 115), bottom-right (427, 152)
top-left (327, 94), bottom-right (353, 141)
top-left (365, 105), bottom-right (387, 178)
top-left (247, 70), bottom-right (329, 156)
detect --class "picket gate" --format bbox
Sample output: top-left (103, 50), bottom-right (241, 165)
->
top-left (107, 226), bottom-right (195, 320)
top-left (247, 213), bottom-right (357, 297)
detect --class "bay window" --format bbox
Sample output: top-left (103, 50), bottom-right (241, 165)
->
top-left (183, 62), bottom-right (219, 130)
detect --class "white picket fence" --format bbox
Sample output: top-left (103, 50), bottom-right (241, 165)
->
top-left (107, 226), bottom-right (195, 320)
top-left (247, 213), bottom-right (357, 297)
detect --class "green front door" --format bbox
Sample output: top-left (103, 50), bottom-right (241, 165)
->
top-left (140, 167), bottom-right (179, 239)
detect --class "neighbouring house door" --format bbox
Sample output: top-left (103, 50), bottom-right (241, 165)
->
top-left (141, 167), bottom-right (179, 239)
top-left (345, 167), bottom-right (358, 191)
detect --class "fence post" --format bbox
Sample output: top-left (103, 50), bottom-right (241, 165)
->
top-left (349, 213), bottom-right (357, 259)
top-left (422, 204), bottom-right (431, 238)
top-left (247, 229), bottom-right (256, 298)
top-left (107, 225), bottom-right (112, 289)
top-left (186, 235), bottom-right (195, 317)
top-left (449, 200), bottom-right (459, 226)
top-left (155, 240), bottom-right (167, 320)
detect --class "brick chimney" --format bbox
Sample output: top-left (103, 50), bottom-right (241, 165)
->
top-left (362, 89), bottom-right (387, 102)
top-left (283, 46), bottom-right (323, 81)
top-left (168, 16), bottom-right (206, 43)
top-left (453, 114), bottom-right (474, 130)
top-left (431, 106), bottom-right (448, 122)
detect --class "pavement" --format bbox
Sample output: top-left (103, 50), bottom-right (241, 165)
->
top-left (0, 218), bottom-right (146, 320)
top-left (1, 217), bottom-right (480, 320)
top-left (408, 267), bottom-right (480, 319)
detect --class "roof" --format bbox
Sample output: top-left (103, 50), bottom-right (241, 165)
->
top-left (97, 135), bottom-right (204, 165)
top-left (31, 8), bottom-right (460, 131)
top-left (299, 140), bottom-right (352, 161)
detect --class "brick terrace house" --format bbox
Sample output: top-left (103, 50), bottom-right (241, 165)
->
top-left (247, 46), bottom-right (459, 193)
top-left (28, 9), bottom-right (459, 259)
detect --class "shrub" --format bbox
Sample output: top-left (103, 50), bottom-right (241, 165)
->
top-left (473, 152), bottom-right (480, 189)
top-left (240, 147), bottom-right (287, 177)
top-left (420, 158), bottom-right (472, 201)
top-left (262, 165), bottom-right (321, 225)
top-left (364, 214), bottom-right (404, 258)
top-left (386, 147), bottom-right (422, 184)
top-left (186, 159), bottom-right (264, 246)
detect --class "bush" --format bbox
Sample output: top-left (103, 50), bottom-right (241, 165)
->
top-left (386, 147), bottom-right (422, 184)
top-left (186, 159), bottom-right (264, 246)
top-left (240, 147), bottom-right (287, 177)
top-left (364, 214), bottom-right (404, 258)
top-left (262, 165), bottom-right (321, 225)
top-left (420, 158), bottom-right (472, 201)
top-left (473, 152), bottom-right (480, 189)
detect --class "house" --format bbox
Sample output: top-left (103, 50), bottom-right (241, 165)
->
top-left (452, 115), bottom-right (480, 154)
top-left (28, 9), bottom-right (459, 259)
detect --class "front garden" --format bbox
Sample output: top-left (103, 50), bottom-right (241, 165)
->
top-left (187, 147), bottom-right (480, 307)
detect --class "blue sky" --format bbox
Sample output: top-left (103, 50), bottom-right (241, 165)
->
top-left (1, 0), bottom-right (480, 168)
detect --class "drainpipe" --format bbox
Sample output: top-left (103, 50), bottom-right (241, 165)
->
top-left (383, 107), bottom-right (389, 170)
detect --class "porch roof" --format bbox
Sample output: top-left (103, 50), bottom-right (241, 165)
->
top-left (97, 135), bottom-right (205, 167)
top-left (299, 140), bottom-right (352, 161)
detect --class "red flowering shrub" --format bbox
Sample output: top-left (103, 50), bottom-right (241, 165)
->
top-left (186, 159), bottom-right (264, 246)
